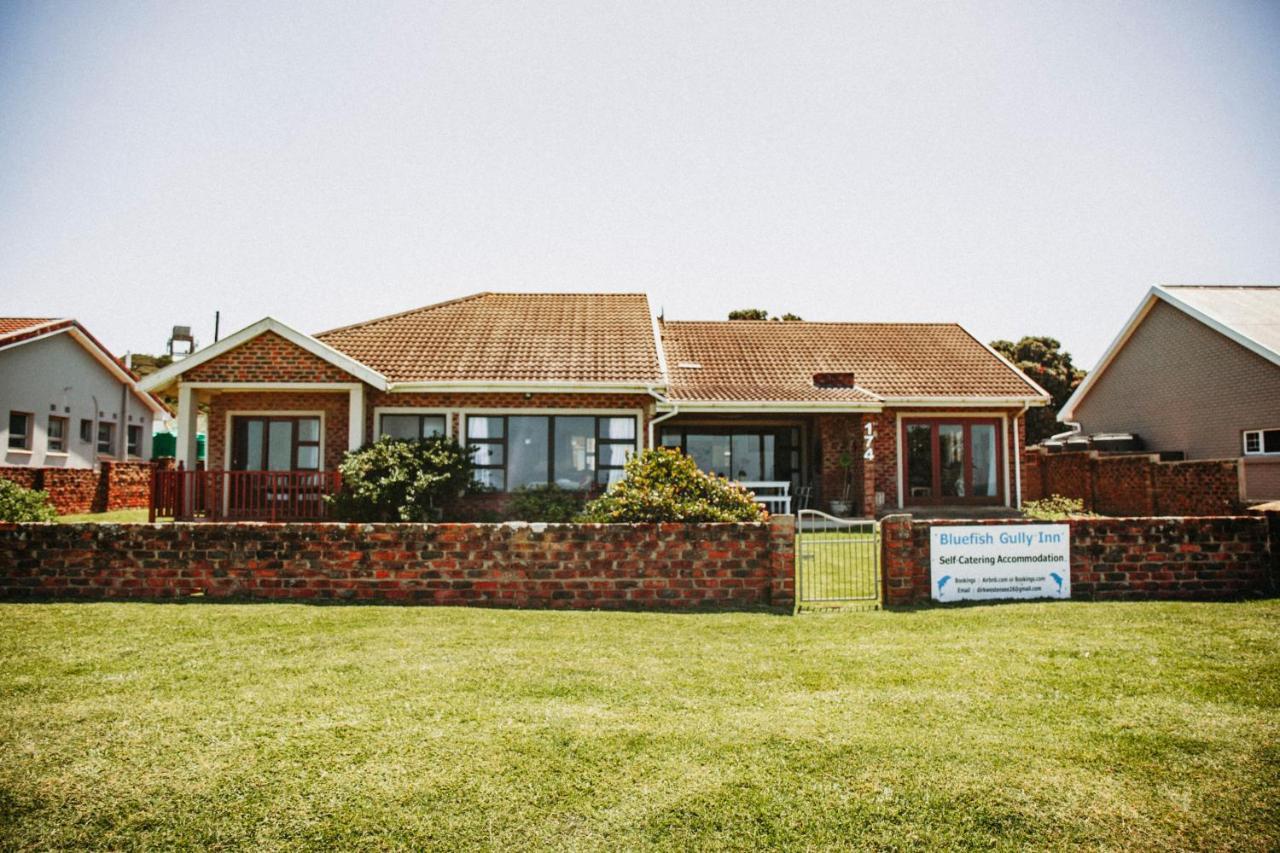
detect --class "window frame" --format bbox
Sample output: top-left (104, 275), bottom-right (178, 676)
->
top-left (7, 411), bottom-right (32, 451)
top-left (658, 424), bottom-right (802, 488)
top-left (229, 414), bottom-right (324, 471)
top-left (80, 419), bottom-right (94, 444)
top-left (464, 412), bottom-right (640, 492)
top-left (47, 415), bottom-right (68, 453)
top-left (1242, 428), bottom-right (1280, 456)
top-left (374, 409), bottom-right (451, 441)
top-left (899, 416), bottom-right (1005, 506)
top-left (126, 424), bottom-right (143, 457)
top-left (96, 421), bottom-right (115, 456)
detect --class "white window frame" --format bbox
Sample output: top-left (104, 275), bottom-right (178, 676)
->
top-left (1242, 428), bottom-right (1280, 456)
top-left (7, 411), bottom-right (32, 452)
top-left (47, 415), bottom-right (68, 454)
top-left (96, 421), bottom-right (116, 456)
top-left (461, 407), bottom-right (643, 492)
top-left (372, 407), bottom-right (454, 441)
top-left (223, 410), bottom-right (327, 471)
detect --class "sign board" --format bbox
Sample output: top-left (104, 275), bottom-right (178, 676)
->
top-left (930, 524), bottom-right (1070, 602)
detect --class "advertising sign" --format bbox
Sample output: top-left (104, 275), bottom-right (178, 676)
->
top-left (930, 524), bottom-right (1070, 602)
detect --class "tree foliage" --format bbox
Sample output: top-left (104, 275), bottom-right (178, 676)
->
top-left (0, 479), bottom-right (58, 522)
top-left (727, 308), bottom-right (803, 321)
top-left (578, 448), bottom-right (767, 523)
top-left (328, 436), bottom-right (475, 522)
top-left (989, 336), bottom-right (1086, 445)
top-left (507, 484), bottom-right (589, 523)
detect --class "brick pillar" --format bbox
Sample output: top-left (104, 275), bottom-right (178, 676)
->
top-left (768, 514), bottom-right (795, 611)
top-left (880, 513), bottom-right (925, 606)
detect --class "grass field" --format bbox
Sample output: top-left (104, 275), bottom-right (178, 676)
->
top-left (56, 508), bottom-right (150, 523)
top-left (2, 601), bottom-right (1277, 850)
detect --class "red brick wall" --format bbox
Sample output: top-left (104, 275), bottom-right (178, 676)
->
top-left (206, 391), bottom-right (351, 473)
top-left (0, 462), bottom-right (153, 514)
top-left (1023, 449), bottom-right (1243, 516)
top-left (185, 331), bottom-right (357, 384)
top-left (0, 517), bottom-right (796, 611)
top-left (882, 514), bottom-right (1274, 606)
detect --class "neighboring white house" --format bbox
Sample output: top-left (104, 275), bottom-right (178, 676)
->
top-left (0, 318), bottom-right (168, 468)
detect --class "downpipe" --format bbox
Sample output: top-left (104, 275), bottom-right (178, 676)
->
top-left (645, 385), bottom-right (679, 449)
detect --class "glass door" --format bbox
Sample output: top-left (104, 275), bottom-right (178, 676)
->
top-left (901, 418), bottom-right (1003, 504)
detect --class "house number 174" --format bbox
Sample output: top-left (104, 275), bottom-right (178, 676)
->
top-left (863, 421), bottom-right (875, 461)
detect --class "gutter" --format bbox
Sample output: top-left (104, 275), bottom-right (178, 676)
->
top-left (646, 385), bottom-right (679, 449)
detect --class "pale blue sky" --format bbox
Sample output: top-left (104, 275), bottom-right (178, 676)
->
top-left (1, 1), bottom-right (1278, 368)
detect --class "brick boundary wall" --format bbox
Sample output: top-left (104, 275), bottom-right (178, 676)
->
top-left (1021, 448), bottom-right (1244, 516)
top-left (0, 516), bottom-right (796, 611)
top-left (882, 514), bottom-right (1276, 606)
top-left (0, 462), bottom-right (154, 515)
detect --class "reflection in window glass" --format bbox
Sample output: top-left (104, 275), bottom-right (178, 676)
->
top-left (267, 421), bottom-right (293, 471)
top-left (939, 425), bottom-right (965, 497)
top-left (468, 417), bottom-right (504, 439)
top-left (507, 417), bottom-right (549, 489)
top-left (970, 424), bottom-right (997, 497)
top-left (553, 417), bottom-right (595, 489)
top-left (473, 468), bottom-right (505, 490)
top-left (907, 424), bottom-right (933, 497)
top-left (297, 418), bottom-right (320, 442)
top-left (601, 417), bottom-right (635, 440)
top-left (380, 415), bottom-right (420, 440)
top-left (244, 421), bottom-right (264, 470)
top-left (297, 445), bottom-right (319, 470)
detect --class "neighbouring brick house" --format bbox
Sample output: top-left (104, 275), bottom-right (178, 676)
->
top-left (1058, 285), bottom-right (1280, 504)
top-left (140, 292), bottom-right (1049, 518)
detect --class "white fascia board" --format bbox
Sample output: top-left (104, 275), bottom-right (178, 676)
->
top-left (138, 317), bottom-right (388, 393)
top-left (1057, 288), bottom-right (1161, 422)
top-left (387, 381), bottom-right (662, 394)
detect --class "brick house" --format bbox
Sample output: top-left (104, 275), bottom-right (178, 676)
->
top-left (1058, 285), bottom-right (1280, 503)
top-left (140, 292), bottom-right (1049, 517)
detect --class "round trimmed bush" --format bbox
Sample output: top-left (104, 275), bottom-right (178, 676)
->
top-left (329, 436), bottom-right (475, 522)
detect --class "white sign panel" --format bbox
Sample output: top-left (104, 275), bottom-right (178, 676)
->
top-left (930, 524), bottom-right (1070, 602)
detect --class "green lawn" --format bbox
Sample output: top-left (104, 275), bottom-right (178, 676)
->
top-left (1, 602), bottom-right (1277, 850)
top-left (56, 508), bottom-right (151, 524)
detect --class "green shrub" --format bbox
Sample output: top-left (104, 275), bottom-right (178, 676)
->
top-left (507, 484), bottom-right (588, 523)
top-left (328, 436), bottom-right (475, 522)
top-left (578, 448), bottom-right (767, 523)
top-left (1023, 494), bottom-right (1091, 520)
top-left (0, 479), bottom-right (58, 522)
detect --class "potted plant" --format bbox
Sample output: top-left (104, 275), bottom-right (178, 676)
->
top-left (829, 450), bottom-right (854, 516)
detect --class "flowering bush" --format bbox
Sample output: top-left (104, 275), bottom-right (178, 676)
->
top-left (1023, 494), bottom-right (1091, 520)
top-left (328, 436), bottom-right (474, 522)
top-left (578, 448), bottom-right (766, 523)
top-left (0, 479), bottom-right (57, 522)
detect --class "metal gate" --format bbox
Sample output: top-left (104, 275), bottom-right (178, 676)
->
top-left (796, 510), bottom-right (882, 610)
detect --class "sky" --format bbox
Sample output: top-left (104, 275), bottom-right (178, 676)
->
top-left (1, 1), bottom-right (1278, 370)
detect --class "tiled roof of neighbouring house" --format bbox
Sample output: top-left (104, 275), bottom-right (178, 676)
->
top-left (660, 320), bottom-right (1047, 402)
top-left (0, 317), bottom-right (59, 339)
top-left (314, 292), bottom-right (665, 384)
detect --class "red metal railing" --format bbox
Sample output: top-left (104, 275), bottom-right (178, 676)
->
top-left (150, 465), bottom-right (342, 522)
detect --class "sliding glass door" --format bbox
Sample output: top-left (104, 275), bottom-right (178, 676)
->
top-left (902, 418), bottom-right (1002, 504)
top-left (659, 426), bottom-right (801, 490)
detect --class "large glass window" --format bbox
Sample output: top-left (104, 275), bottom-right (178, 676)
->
top-left (902, 419), bottom-right (1002, 504)
top-left (659, 426), bottom-right (800, 489)
top-left (379, 413), bottom-right (446, 440)
top-left (232, 416), bottom-right (321, 471)
top-left (466, 414), bottom-right (637, 491)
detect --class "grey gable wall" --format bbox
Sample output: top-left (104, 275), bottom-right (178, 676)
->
top-left (0, 332), bottom-right (157, 468)
top-left (1072, 299), bottom-right (1280, 459)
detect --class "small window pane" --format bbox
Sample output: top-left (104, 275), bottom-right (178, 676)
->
top-left (554, 417), bottom-right (596, 489)
top-left (97, 422), bottom-right (114, 454)
top-left (471, 443), bottom-right (504, 466)
top-left (267, 421), bottom-right (292, 470)
top-left (507, 416), bottom-right (549, 489)
top-left (8, 412), bottom-right (29, 449)
top-left (473, 468), bottom-right (505, 490)
top-left (939, 425), bottom-right (965, 497)
top-left (969, 424), bottom-right (997, 497)
top-left (599, 444), bottom-right (630, 466)
top-left (597, 467), bottom-right (626, 486)
top-left (907, 424), bottom-right (933, 497)
top-left (48, 417), bottom-right (66, 452)
top-left (1245, 432), bottom-right (1261, 453)
top-left (381, 415), bottom-right (420, 440)
top-left (127, 425), bottom-right (142, 456)
top-left (1265, 429), bottom-right (1280, 454)
top-left (600, 417), bottom-right (636, 440)
top-left (660, 432), bottom-right (681, 447)
top-left (80, 419), bottom-right (93, 442)
top-left (296, 445), bottom-right (319, 470)
top-left (244, 421), bottom-right (264, 470)
top-left (468, 417), bottom-right (504, 439)
top-left (421, 416), bottom-right (446, 437)
top-left (297, 418), bottom-right (320, 442)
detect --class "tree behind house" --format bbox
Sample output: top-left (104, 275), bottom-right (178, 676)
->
top-left (989, 336), bottom-right (1086, 445)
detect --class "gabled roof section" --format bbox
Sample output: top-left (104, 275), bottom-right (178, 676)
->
top-left (138, 317), bottom-right (388, 392)
top-left (1059, 285), bottom-right (1280, 420)
top-left (0, 318), bottom-right (169, 414)
top-left (660, 320), bottom-right (1048, 405)
top-left (314, 292), bottom-right (664, 386)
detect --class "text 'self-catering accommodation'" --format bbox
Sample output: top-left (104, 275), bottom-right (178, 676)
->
top-left (140, 292), bottom-right (1048, 515)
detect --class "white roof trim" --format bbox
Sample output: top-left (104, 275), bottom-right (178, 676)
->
top-left (138, 317), bottom-right (389, 393)
top-left (1059, 286), bottom-right (1280, 421)
top-left (388, 380), bottom-right (662, 394)
top-left (658, 400), bottom-right (883, 413)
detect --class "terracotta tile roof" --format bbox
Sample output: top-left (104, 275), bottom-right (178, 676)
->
top-left (0, 317), bottom-right (59, 339)
top-left (660, 321), bottom-right (1046, 403)
top-left (315, 293), bottom-right (664, 384)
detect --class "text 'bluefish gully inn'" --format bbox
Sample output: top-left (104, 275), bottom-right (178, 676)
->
top-left (140, 293), bottom-right (1049, 518)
